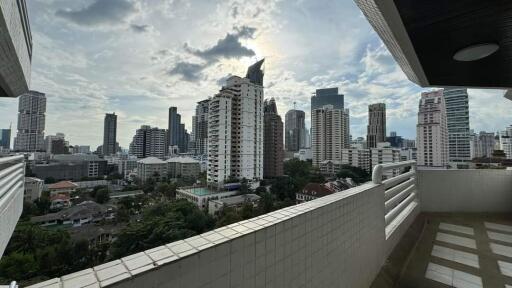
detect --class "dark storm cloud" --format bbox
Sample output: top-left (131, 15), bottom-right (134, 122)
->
top-left (169, 26), bottom-right (256, 82)
top-left (167, 62), bottom-right (205, 82)
top-left (130, 24), bottom-right (150, 33)
top-left (56, 0), bottom-right (137, 26)
top-left (184, 26), bottom-right (256, 61)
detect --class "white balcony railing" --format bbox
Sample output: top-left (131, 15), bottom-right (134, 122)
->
top-left (0, 155), bottom-right (25, 257)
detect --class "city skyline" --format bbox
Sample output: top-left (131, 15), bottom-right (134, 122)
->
top-left (0, 0), bottom-right (510, 148)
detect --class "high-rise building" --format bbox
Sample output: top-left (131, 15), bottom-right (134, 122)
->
top-left (311, 105), bottom-right (349, 167)
top-left (129, 125), bottom-right (167, 159)
top-left (14, 91), bottom-right (46, 152)
top-left (284, 109), bottom-right (306, 152)
top-left (386, 131), bottom-right (403, 148)
top-left (192, 99), bottom-right (209, 155)
top-left (0, 0), bottom-right (32, 98)
top-left (0, 128), bottom-right (11, 149)
top-left (444, 88), bottom-right (471, 165)
top-left (311, 88), bottom-right (344, 111)
top-left (417, 90), bottom-right (448, 167)
top-left (168, 107), bottom-right (189, 153)
top-left (45, 133), bottom-right (69, 154)
top-left (499, 126), bottom-right (512, 159)
top-left (207, 60), bottom-right (264, 187)
top-left (470, 131), bottom-right (495, 159)
top-left (263, 98), bottom-right (284, 178)
top-left (367, 103), bottom-right (386, 148)
top-left (103, 113), bottom-right (117, 156)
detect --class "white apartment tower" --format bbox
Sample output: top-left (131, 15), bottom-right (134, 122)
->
top-left (207, 60), bottom-right (264, 187)
top-left (311, 105), bottom-right (350, 167)
top-left (444, 88), bottom-right (471, 165)
top-left (417, 90), bottom-right (448, 167)
top-left (14, 91), bottom-right (46, 152)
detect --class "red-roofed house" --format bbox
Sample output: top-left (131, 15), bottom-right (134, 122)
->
top-left (296, 183), bottom-right (335, 204)
top-left (50, 194), bottom-right (71, 210)
top-left (47, 181), bottom-right (78, 197)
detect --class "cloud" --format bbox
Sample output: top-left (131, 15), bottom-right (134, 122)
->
top-left (168, 26), bottom-right (257, 81)
top-left (168, 62), bottom-right (206, 82)
top-left (56, 0), bottom-right (138, 27)
top-left (184, 26), bottom-right (256, 61)
top-left (130, 24), bottom-right (151, 33)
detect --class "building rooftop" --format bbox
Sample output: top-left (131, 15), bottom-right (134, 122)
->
top-left (30, 201), bottom-right (114, 223)
top-left (210, 194), bottom-right (260, 206)
top-left (47, 180), bottom-right (78, 190)
top-left (166, 157), bottom-right (200, 164)
top-left (138, 157), bottom-right (166, 164)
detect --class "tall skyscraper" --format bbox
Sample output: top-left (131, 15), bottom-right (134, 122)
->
top-left (444, 88), bottom-right (471, 165)
top-left (284, 109), bottom-right (306, 152)
top-left (14, 91), bottom-right (46, 152)
top-left (192, 99), bottom-right (209, 155)
top-left (103, 113), bottom-right (117, 156)
top-left (367, 103), bottom-right (386, 148)
top-left (168, 106), bottom-right (189, 153)
top-left (417, 90), bottom-right (448, 167)
top-left (311, 88), bottom-right (344, 111)
top-left (0, 128), bottom-right (11, 149)
top-left (129, 125), bottom-right (167, 159)
top-left (311, 105), bottom-right (349, 167)
top-left (263, 98), bottom-right (284, 178)
top-left (207, 60), bottom-right (264, 187)
top-left (499, 126), bottom-right (512, 159)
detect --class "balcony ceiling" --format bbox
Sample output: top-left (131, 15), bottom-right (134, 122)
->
top-left (359, 0), bottom-right (512, 89)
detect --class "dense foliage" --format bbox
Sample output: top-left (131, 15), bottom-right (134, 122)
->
top-left (335, 165), bottom-right (370, 184)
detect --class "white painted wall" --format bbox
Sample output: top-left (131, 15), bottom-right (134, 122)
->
top-left (418, 169), bottom-right (512, 212)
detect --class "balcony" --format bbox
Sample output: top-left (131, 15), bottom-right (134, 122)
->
top-left (0, 155), bottom-right (25, 257)
top-left (22, 161), bottom-right (512, 287)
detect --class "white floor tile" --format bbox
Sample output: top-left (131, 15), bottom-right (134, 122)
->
top-left (425, 262), bottom-right (482, 288)
top-left (425, 263), bottom-right (452, 286)
top-left (440, 223), bottom-right (475, 235)
top-left (490, 243), bottom-right (512, 258)
top-left (436, 232), bottom-right (477, 249)
top-left (485, 222), bottom-right (512, 233)
top-left (498, 260), bottom-right (512, 277)
top-left (431, 245), bottom-right (479, 268)
top-left (489, 231), bottom-right (512, 244)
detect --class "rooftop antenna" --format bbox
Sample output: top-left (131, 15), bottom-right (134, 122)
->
top-left (293, 101), bottom-right (297, 110)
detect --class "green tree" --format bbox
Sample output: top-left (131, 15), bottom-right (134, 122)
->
top-left (336, 165), bottom-right (370, 184)
top-left (0, 252), bottom-right (38, 281)
top-left (93, 188), bottom-right (110, 204)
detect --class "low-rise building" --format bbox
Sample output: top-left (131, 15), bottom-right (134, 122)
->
top-left (166, 157), bottom-right (201, 179)
top-left (370, 147), bottom-right (401, 178)
top-left (24, 177), bottom-right (44, 202)
top-left (31, 201), bottom-right (116, 227)
top-left (137, 157), bottom-right (167, 183)
top-left (293, 148), bottom-right (312, 161)
top-left (110, 190), bottom-right (144, 200)
top-left (400, 147), bottom-right (417, 161)
top-left (341, 149), bottom-right (371, 172)
top-left (319, 160), bottom-right (342, 177)
top-left (176, 187), bottom-right (238, 209)
top-left (296, 179), bottom-right (356, 204)
top-left (47, 180), bottom-right (78, 197)
top-left (296, 183), bottom-right (335, 203)
top-left (50, 194), bottom-right (71, 210)
top-left (208, 194), bottom-right (261, 215)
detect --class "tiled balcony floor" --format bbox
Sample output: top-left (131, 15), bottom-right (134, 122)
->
top-left (394, 213), bottom-right (512, 288)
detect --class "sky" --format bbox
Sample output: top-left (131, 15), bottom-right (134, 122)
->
top-left (1, 0), bottom-right (511, 149)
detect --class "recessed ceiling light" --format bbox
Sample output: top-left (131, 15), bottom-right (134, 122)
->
top-left (453, 43), bottom-right (499, 62)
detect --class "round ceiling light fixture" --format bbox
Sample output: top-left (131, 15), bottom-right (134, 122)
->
top-left (453, 43), bottom-right (499, 62)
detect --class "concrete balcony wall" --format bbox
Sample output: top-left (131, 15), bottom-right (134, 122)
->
top-left (29, 183), bottom-right (387, 288)
top-left (0, 155), bottom-right (25, 257)
top-left (418, 169), bottom-right (512, 212)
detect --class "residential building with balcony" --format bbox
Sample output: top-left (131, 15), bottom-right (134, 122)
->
top-left (311, 105), bottom-right (349, 167)
top-left (129, 125), bottom-right (167, 159)
top-left (470, 131), bottom-right (496, 159)
top-left (417, 90), bottom-right (449, 168)
top-left (207, 60), bottom-right (264, 188)
top-left (14, 90), bottom-right (46, 152)
top-left (24, 176), bottom-right (43, 202)
top-left (166, 157), bottom-right (201, 179)
top-left (263, 98), bottom-right (284, 178)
